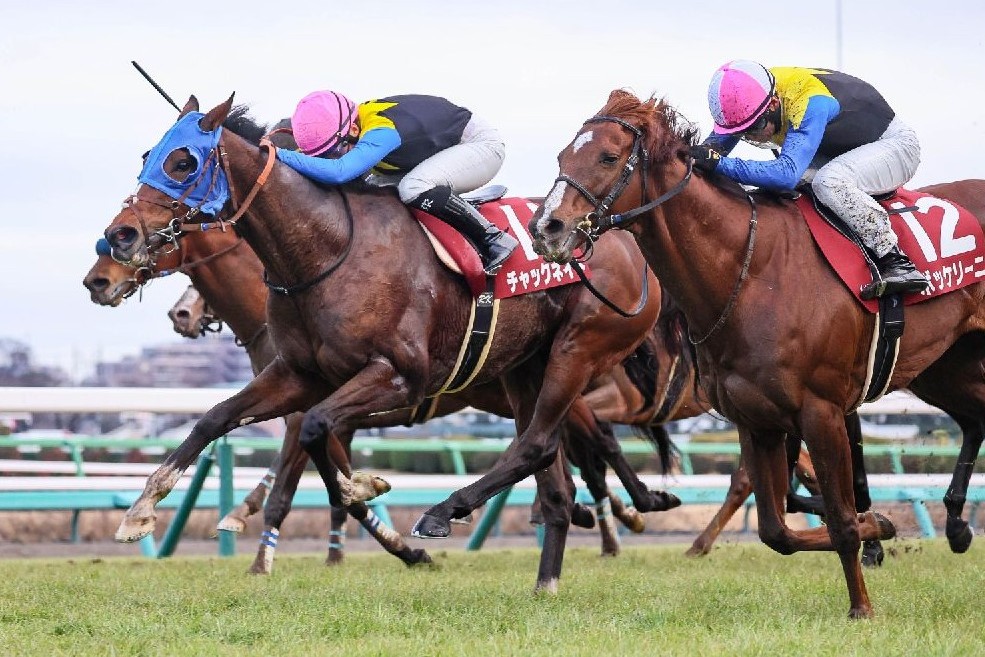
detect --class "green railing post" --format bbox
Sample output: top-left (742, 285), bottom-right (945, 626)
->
top-left (448, 443), bottom-right (467, 475)
top-left (216, 437), bottom-right (235, 557)
top-left (157, 447), bottom-right (215, 558)
top-left (466, 486), bottom-right (512, 551)
top-left (890, 448), bottom-right (905, 475)
top-left (69, 441), bottom-right (84, 543)
top-left (911, 498), bottom-right (936, 537)
top-left (680, 450), bottom-right (694, 475)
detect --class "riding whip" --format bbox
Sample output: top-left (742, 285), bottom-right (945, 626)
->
top-left (131, 60), bottom-right (181, 112)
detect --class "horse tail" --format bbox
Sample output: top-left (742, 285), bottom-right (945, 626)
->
top-left (621, 336), bottom-right (660, 416)
top-left (631, 423), bottom-right (677, 475)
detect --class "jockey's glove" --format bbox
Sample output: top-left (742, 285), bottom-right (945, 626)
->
top-left (689, 145), bottom-right (721, 173)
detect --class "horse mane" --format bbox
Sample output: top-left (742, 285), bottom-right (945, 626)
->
top-left (596, 89), bottom-right (701, 162)
top-left (596, 89), bottom-right (762, 202)
top-left (224, 105), bottom-right (268, 146)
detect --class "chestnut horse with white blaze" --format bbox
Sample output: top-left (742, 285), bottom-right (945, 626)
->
top-left (529, 89), bottom-right (985, 617)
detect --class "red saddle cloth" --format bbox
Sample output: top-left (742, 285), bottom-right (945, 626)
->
top-left (412, 197), bottom-right (588, 299)
top-left (797, 188), bottom-right (985, 313)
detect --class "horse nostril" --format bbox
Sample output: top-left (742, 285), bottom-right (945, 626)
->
top-left (86, 277), bottom-right (109, 292)
top-left (544, 217), bottom-right (566, 236)
top-left (175, 310), bottom-right (190, 320)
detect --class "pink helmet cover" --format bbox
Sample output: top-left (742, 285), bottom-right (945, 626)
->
top-left (291, 90), bottom-right (357, 156)
top-left (707, 60), bottom-right (775, 135)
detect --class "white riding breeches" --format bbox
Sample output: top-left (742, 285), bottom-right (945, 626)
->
top-left (392, 114), bottom-right (506, 203)
top-left (811, 117), bottom-right (921, 257)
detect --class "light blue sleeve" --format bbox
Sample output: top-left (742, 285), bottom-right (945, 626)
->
top-left (715, 95), bottom-right (840, 190)
top-left (275, 127), bottom-right (402, 184)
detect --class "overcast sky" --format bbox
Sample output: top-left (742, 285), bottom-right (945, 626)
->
top-left (1, 1), bottom-right (983, 381)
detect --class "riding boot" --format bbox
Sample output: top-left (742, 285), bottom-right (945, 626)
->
top-left (860, 246), bottom-right (930, 300)
top-left (408, 186), bottom-right (519, 275)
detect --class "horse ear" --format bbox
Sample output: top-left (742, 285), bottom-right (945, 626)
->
top-left (179, 95), bottom-right (200, 118)
top-left (200, 93), bottom-right (235, 132)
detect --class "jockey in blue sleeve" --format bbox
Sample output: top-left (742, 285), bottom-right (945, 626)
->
top-left (277, 91), bottom-right (518, 275)
top-left (691, 60), bottom-right (929, 299)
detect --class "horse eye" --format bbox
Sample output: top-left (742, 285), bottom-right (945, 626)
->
top-left (176, 159), bottom-right (193, 171)
top-left (601, 153), bottom-right (619, 165)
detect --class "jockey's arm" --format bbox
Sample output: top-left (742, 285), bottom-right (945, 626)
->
top-left (716, 95), bottom-right (839, 190)
top-left (275, 127), bottom-right (402, 184)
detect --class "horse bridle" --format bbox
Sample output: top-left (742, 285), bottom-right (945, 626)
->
top-left (556, 114), bottom-right (694, 246)
top-left (550, 115), bottom-right (691, 318)
top-left (556, 114), bottom-right (757, 345)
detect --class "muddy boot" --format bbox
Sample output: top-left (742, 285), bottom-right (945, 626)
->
top-left (860, 246), bottom-right (930, 299)
top-left (409, 186), bottom-right (519, 275)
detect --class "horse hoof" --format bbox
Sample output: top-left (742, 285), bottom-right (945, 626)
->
top-left (848, 605), bottom-right (874, 620)
top-left (325, 552), bottom-right (344, 567)
top-left (685, 543), bottom-right (710, 558)
top-left (349, 471), bottom-right (391, 502)
top-left (534, 578), bottom-right (559, 595)
top-left (571, 503), bottom-right (595, 529)
top-left (861, 540), bottom-right (884, 568)
top-left (406, 549), bottom-right (434, 566)
top-left (622, 509), bottom-right (646, 533)
top-left (872, 512), bottom-right (896, 540)
top-left (946, 517), bottom-right (973, 553)
top-left (248, 560), bottom-right (272, 575)
top-left (412, 513), bottom-right (451, 539)
top-left (216, 514), bottom-right (247, 534)
top-left (650, 491), bottom-right (681, 512)
top-left (114, 515), bottom-right (155, 543)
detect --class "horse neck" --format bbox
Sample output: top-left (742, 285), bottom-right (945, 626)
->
top-left (638, 165), bottom-right (769, 341)
top-left (222, 132), bottom-right (355, 291)
top-left (180, 230), bottom-right (268, 343)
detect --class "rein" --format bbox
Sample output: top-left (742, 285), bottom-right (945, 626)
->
top-left (262, 189), bottom-right (355, 297)
top-left (571, 261), bottom-right (649, 318)
top-left (687, 192), bottom-right (758, 345)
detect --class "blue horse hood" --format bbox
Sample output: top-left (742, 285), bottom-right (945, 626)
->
top-left (137, 112), bottom-right (229, 216)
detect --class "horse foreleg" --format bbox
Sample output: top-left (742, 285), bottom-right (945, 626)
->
top-left (343, 502), bottom-right (432, 567)
top-left (686, 463), bottom-right (753, 557)
top-left (248, 414), bottom-right (308, 575)
top-left (533, 450), bottom-right (574, 593)
top-left (801, 406), bottom-right (892, 619)
top-left (843, 412), bottom-right (884, 567)
top-left (115, 359), bottom-right (325, 543)
top-left (561, 423), bottom-right (619, 555)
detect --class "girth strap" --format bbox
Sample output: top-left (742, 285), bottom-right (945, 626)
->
top-left (435, 277), bottom-right (500, 395)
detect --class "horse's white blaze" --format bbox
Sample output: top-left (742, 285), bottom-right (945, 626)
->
top-left (538, 181), bottom-right (568, 233)
top-left (572, 130), bottom-right (593, 153)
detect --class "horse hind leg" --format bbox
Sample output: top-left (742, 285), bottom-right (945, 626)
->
top-left (326, 506), bottom-right (349, 566)
top-left (686, 462), bottom-right (753, 557)
top-left (942, 415), bottom-right (982, 554)
top-left (607, 492), bottom-right (646, 534)
top-left (216, 464), bottom-right (275, 534)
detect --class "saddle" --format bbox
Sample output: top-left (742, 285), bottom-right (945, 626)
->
top-left (784, 186), bottom-right (985, 405)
